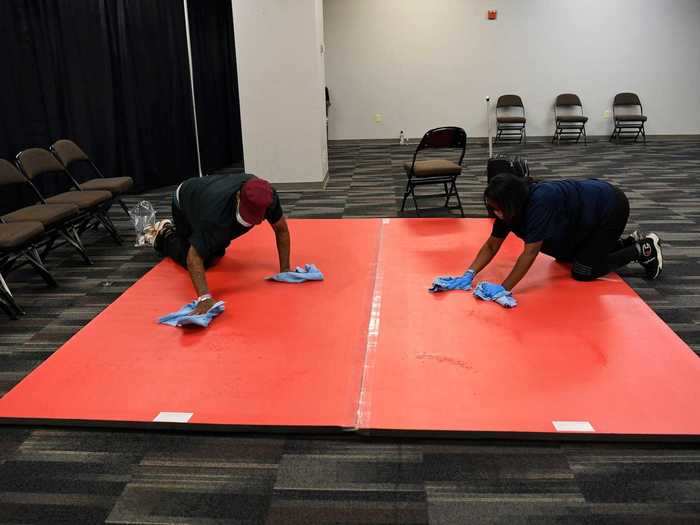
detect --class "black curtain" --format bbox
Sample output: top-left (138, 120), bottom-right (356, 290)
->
top-left (186, 0), bottom-right (244, 175)
top-left (0, 0), bottom-right (198, 200)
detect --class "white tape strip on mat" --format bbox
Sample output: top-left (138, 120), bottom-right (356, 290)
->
top-left (153, 412), bottom-right (193, 423)
top-left (553, 420), bottom-right (595, 432)
top-left (355, 220), bottom-right (387, 429)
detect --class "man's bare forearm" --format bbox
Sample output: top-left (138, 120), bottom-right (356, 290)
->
top-left (186, 245), bottom-right (209, 297)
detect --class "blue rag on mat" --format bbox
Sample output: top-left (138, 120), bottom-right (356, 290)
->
top-left (429, 269), bottom-right (475, 293)
top-left (158, 300), bottom-right (225, 328)
top-left (473, 281), bottom-right (518, 308)
top-left (267, 263), bottom-right (324, 283)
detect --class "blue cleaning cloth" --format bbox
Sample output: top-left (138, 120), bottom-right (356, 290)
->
top-left (157, 301), bottom-right (196, 323)
top-left (473, 281), bottom-right (518, 308)
top-left (158, 300), bottom-right (225, 328)
top-left (429, 269), bottom-right (475, 293)
top-left (267, 263), bottom-right (324, 283)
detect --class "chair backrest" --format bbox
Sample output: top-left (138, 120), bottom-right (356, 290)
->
top-left (496, 95), bottom-right (525, 121)
top-left (416, 127), bottom-right (467, 151)
top-left (554, 93), bottom-right (584, 120)
top-left (497, 94), bottom-right (524, 108)
top-left (51, 139), bottom-right (89, 166)
top-left (555, 93), bottom-right (582, 108)
top-left (51, 139), bottom-right (105, 183)
top-left (16, 148), bottom-right (82, 199)
top-left (0, 159), bottom-right (43, 212)
top-left (16, 148), bottom-right (67, 180)
top-left (613, 92), bottom-right (643, 119)
top-left (0, 159), bottom-right (28, 187)
top-left (613, 92), bottom-right (641, 107)
top-left (413, 127), bottom-right (467, 166)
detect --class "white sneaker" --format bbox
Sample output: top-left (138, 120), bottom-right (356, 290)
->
top-left (638, 233), bottom-right (663, 280)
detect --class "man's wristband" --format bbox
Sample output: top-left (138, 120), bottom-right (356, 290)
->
top-left (196, 293), bottom-right (212, 303)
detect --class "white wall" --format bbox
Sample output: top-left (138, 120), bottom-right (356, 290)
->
top-left (232, 0), bottom-right (328, 184)
top-left (315, 0), bottom-right (329, 179)
top-left (324, 0), bottom-right (700, 139)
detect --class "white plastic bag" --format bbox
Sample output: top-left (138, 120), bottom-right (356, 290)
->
top-left (129, 201), bottom-right (156, 247)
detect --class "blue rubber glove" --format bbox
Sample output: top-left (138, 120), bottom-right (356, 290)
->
top-left (429, 269), bottom-right (475, 293)
top-left (158, 300), bottom-right (225, 327)
top-left (473, 281), bottom-right (518, 308)
top-left (267, 263), bottom-right (324, 283)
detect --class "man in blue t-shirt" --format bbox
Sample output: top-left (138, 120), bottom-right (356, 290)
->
top-left (456, 173), bottom-right (663, 305)
top-left (148, 174), bottom-right (290, 314)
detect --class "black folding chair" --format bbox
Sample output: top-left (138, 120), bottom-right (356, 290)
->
top-left (401, 127), bottom-right (467, 217)
top-left (610, 92), bottom-right (647, 144)
top-left (0, 220), bottom-right (57, 319)
top-left (0, 159), bottom-right (93, 264)
top-left (16, 148), bottom-right (122, 245)
top-left (51, 140), bottom-right (133, 218)
top-left (552, 93), bottom-right (589, 144)
top-left (495, 95), bottom-right (527, 144)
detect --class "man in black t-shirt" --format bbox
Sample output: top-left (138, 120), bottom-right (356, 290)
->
top-left (150, 174), bottom-right (290, 314)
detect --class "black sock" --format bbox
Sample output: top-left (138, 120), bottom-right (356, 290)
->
top-left (616, 234), bottom-right (638, 251)
top-left (607, 244), bottom-right (640, 268)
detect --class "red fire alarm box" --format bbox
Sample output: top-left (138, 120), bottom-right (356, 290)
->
top-left (488, 10), bottom-right (497, 20)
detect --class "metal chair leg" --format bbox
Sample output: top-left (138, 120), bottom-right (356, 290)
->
top-left (0, 296), bottom-right (17, 320)
top-left (450, 180), bottom-right (465, 217)
top-left (118, 198), bottom-right (131, 218)
top-left (96, 212), bottom-right (123, 245)
top-left (41, 234), bottom-right (57, 260)
top-left (60, 227), bottom-right (92, 265)
top-left (400, 180), bottom-right (412, 212)
top-left (26, 248), bottom-right (58, 288)
top-left (0, 272), bottom-right (24, 316)
top-left (410, 186), bottom-right (421, 217)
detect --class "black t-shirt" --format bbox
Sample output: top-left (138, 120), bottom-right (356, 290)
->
top-left (491, 179), bottom-right (617, 258)
top-left (177, 174), bottom-right (284, 261)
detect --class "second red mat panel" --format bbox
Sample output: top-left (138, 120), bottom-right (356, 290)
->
top-left (362, 218), bottom-right (700, 437)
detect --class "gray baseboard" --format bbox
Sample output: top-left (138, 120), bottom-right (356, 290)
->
top-left (329, 134), bottom-right (700, 146)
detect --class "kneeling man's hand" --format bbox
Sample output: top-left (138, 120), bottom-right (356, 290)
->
top-left (193, 297), bottom-right (216, 315)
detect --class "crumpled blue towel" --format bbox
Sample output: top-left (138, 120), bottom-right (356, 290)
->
top-left (429, 269), bottom-right (475, 293)
top-left (267, 263), bottom-right (324, 283)
top-left (473, 281), bottom-right (518, 308)
top-left (158, 300), bottom-right (225, 328)
top-left (158, 301), bottom-right (196, 323)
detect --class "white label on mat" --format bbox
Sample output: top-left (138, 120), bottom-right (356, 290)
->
top-left (153, 412), bottom-right (193, 423)
top-left (553, 420), bottom-right (595, 432)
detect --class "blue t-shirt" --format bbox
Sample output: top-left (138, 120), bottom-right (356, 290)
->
top-left (491, 179), bottom-right (618, 258)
